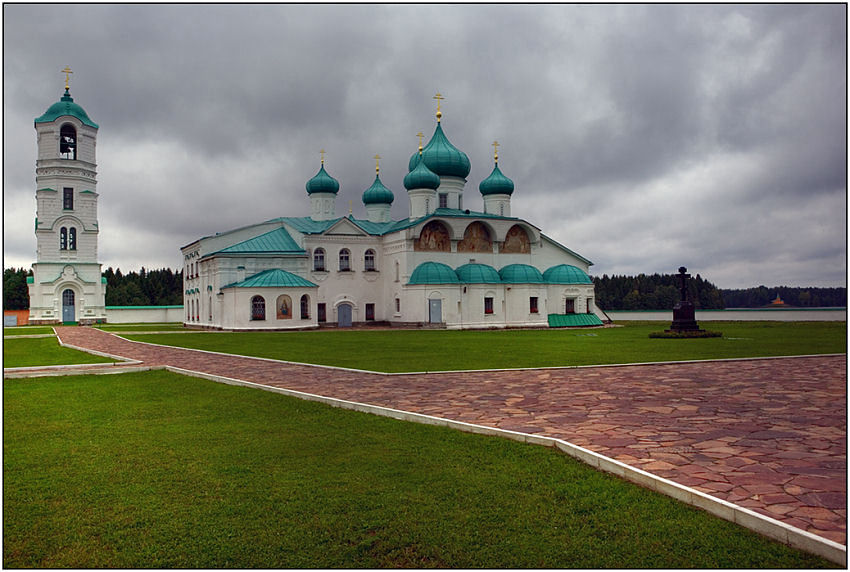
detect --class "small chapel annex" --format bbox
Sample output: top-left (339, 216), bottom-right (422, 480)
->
top-left (181, 97), bottom-right (604, 330)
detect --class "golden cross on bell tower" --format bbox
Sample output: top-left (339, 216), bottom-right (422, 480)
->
top-left (374, 154), bottom-right (381, 174)
top-left (416, 132), bottom-right (424, 154)
top-left (62, 66), bottom-right (73, 91)
top-left (320, 149), bottom-right (326, 165)
top-left (492, 140), bottom-right (500, 164)
top-left (433, 92), bottom-right (444, 122)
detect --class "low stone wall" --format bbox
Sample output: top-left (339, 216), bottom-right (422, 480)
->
top-left (606, 308), bottom-right (846, 322)
top-left (3, 310), bottom-right (30, 326)
top-left (105, 305), bottom-right (184, 323)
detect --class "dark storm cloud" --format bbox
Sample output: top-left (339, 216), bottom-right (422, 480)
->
top-left (3, 4), bottom-right (845, 288)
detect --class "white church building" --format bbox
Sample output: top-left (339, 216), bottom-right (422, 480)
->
top-left (182, 99), bottom-right (604, 330)
top-left (28, 73), bottom-right (106, 325)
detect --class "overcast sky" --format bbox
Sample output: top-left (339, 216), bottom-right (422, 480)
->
top-left (3, 4), bottom-right (846, 288)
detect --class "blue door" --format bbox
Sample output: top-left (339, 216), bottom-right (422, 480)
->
top-left (62, 289), bottom-right (75, 323)
top-left (338, 303), bottom-right (352, 327)
top-left (428, 299), bottom-right (442, 323)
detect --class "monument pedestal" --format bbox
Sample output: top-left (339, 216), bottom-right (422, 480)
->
top-left (668, 300), bottom-right (702, 332)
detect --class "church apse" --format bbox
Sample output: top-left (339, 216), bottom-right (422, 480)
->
top-left (501, 224), bottom-right (531, 254)
top-left (457, 222), bottom-right (493, 253)
top-left (414, 220), bottom-right (451, 252)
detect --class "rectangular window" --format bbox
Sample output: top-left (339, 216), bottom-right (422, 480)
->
top-left (587, 298), bottom-right (593, 314)
top-left (484, 297), bottom-right (494, 314)
top-left (395, 298), bottom-right (400, 313)
top-left (317, 303), bottom-right (327, 323)
top-left (565, 299), bottom-right (575, 314)
top-left (365, 303), bottom-right (375, 321)
top-left (529, 296), bottom-right (538, 314)
top-left (438, 193), bottom-right (448, 209)
top-left (63, 188), bottom-right (73, 210)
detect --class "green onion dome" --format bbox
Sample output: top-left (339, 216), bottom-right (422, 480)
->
top-left (543, 264), bottom-right (593, 284)
top-left (408, 123), bottom-right (471, 178)
top-left (499, 264), bottom-right (544, 283)
top-left (404, 154), bottom-right (441, 190)
top-left (35, 89), bottom-right (98, 128)
top-left (408, 261), bottom-right (460, 285)
top-left (362, 174), bottom-right (394, 205)
top-left (455, 263), bottom-right (501, 284)
top-left (306, 163), bottom-right (340, 195)
top-left (479, 163), bottom-right (515, 196)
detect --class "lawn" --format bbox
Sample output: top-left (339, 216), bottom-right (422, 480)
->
top-left (3, 337), bottom-right (115, 367)
top-left (123, 321), bottom-right (846, 372)
top-left (94, 322), bottom-right (188, 332)
top-left (3, 370), bottom-right (833, 568)
top-left (3, 326), bottom-right (55, 336)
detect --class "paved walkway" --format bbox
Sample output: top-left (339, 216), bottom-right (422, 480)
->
top-left (27, 327), bottom-right (850, 544)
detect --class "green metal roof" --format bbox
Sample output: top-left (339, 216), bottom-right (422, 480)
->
top-left (34, 89), bottom-right (98, 128)
top-left (408, 123), bottom-right (470, 178)
top-left (479, 163), bottom-right (515, 196)
top-left (306, 163), bottom-right (340, 195)
top-left (408, 262), bottom-right (460, 285)
top-left (222, 268), bottom-right (317, 289)
top-left (362, 174), bottom-right (395, 205)
top-left (216, 227), bottom-right (305, 255)
top-left (404, 154), bottom-right (441, 190)
top-left (499, 264), bottom-right (544, 283)
top-left (543, 264), bottom-right (593, 284)
top-left (456, 263), bottom-right (501, 284)
top-left (548, 313), bottom-right (603, 327)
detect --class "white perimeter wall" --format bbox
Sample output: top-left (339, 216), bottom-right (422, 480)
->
top-left (106, 306), bottom-right (185, 323)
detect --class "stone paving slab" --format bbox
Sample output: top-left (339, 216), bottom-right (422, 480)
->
top-left (25, 327), bottom-right (848, 545)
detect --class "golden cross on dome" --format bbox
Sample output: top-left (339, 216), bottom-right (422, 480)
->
top-left (320, 149), bottom-right (326, 164)
top-left (348, 200), bottom-right (353, 215)
top-left (62, 66), bottom-right (73, 90)
top-left (374, 154), bottom-right (381, 174)
top-left (417, 132), bottom-right (424, 153)
top-left (492, 140), bottom-right (500, 163)
top-left (433, 92), bottom-right (444, 122)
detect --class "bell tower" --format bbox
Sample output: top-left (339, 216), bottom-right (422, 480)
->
top-left (28, 68), bottom-right (106, 324)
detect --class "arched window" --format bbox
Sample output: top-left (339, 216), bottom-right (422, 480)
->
top-left (364, 249), bottom-right (376, 271)
top-left (339, 249), bottom-right (350, 271)
top-left (68, 227), bottom-right (77, 250)
top-left (60, 124), bottom-right (77, 160)
top-left (209, 296), bottom-right (213, 321)
top-left (300, 294), bottom-right (310, 319)
top-left (313, 248), bottom-right (325, 271)
top-left (251, 295), bottom-right (266, 321)
top-left (60, 227), bottom-right (68, 250)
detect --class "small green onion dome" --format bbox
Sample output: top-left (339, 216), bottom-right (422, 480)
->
top-left (35, 89), bottom-right (98, 128)
top-left (362, 174), bottom-right (394, 205)
top-left (543, 264), bottom-right (593, 284)
top-left (306, 164), bottom-right (340, 195)
top-left (499, 264), bottom-right (544, 283)
top-left (455, 263), bottom-right (501, 284)
top-left (404, 155), bottom-right (441, 190)
top-left (408, 123), bottom-right (471, 179)
top-left (479, 163), bottom-right (515, 196)
top-left (408, 261), bottom-right (460, 285)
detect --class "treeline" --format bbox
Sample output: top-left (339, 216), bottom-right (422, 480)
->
top-left (103, 267), bottom-right (183, 306)
top-left (720, 286), bottom-right (846, 308)
top-left (3, 268), bottom-right (33, 310)
top-left (2, 267), bottom-right (184, 309)
top-left (592, 273), bottom-right (725, 311)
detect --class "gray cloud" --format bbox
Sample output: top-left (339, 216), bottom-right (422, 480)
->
top-left (3, 4), bottom-right (845, 288)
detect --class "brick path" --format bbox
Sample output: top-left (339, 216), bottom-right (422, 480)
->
top-left (39, 327), bottom-right (849, 544)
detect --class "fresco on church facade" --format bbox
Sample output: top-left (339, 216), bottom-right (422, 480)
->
top-left (415, 221), bottom-right (451, 252)
top-left (457, 222), bottom-right (492, 253)
top-left (501, 224), bottom-right (531, 254)
top-left (276, 294), bottom-right (292, 319)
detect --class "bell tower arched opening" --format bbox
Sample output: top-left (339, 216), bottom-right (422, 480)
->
top-left (60, 124), bottom-right (77, 160)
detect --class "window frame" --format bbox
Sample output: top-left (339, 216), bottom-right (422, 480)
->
top-left (60, 227), bottom-right (68, 250)
top-left (484, 297), bottom-right (494, 315)
top-left (300, 294), bottom-right (310, 320)
top-left (438, 193), bottom-right (448, 209)
top-left (68, 227), bottom-right (77, 251)
top-left (529, 296), bottom-right (539, 314)
top-left (63, 188), bottom-right (74, 210)
top-left (338, 248), bottom-right (351, 271)
top-left (365, 303), bottom-right (375, 321)
top-left (364, 249), bottom-right (376, 271)
top-left (313, 248), bottom-right (326, 271)
top-left (251, 295), bottom-right (266, 321)
top-left (317, 302), bottom-right (327, 323)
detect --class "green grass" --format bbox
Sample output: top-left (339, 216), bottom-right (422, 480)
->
top-left (3, 326), bottom-right (55, 336)
top-left (3, 337), bottom-right (114, 367)
top-left (3, 370), bottom-right (833, 568)
top-left (94, 322), bottom-right (188, 332)
top-left (123, 321), bottom-right (846, 372)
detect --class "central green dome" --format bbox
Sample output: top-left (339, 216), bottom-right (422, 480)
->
top-left (407, 123), bottom-right (470, 179)
top-left (362, 174), bottom-right (394, 205)
top-left (34, 89), bottom-right (98, 128)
